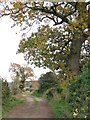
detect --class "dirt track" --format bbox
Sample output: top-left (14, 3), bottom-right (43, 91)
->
top-left (5, 95), bottom-right (54, 118)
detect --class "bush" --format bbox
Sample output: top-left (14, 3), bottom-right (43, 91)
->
top-left (45, 88), bottom-right (54, 99)
top-left (43, 86), bottom-right (63, 100)
top-left (12, 88), bottom-right (18, 95)
top-left (32, 90), bottom-right (42, 97)
top-left (1, 79), bottom-right (11, 102)
top-left (1, 77), bottom-right (25, 117)
top-left (38, 72), bottom-right (58, 93)
top-left (69, 63), bottom-right (89, 118)
top-left (55, 86), bottom-right (63, 93)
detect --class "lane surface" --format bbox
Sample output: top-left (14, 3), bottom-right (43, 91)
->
top-left (5, 95), bottom-right (54, 118)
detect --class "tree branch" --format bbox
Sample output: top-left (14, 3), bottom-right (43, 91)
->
top-left (25, 3), bottom-right (69, 24)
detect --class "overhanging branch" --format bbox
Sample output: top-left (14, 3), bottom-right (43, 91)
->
top-left (25, 3), bottom-right (69, 24)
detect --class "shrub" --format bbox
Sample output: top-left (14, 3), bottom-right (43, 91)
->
top-left (69, 63), bottom-right (89, 118)
top-left (0, 77), bottom-right (12, 107)
top-left (45, 88), bottom-right (54, 99)
top-left (43, 86), bottom-right (63, 100)
top-left (2, 79), bottom-right (11, 101)
top-left (55, 86), bottom-right (63, 93)
top-left (12, 88), bottom-right (18, 95)
top-left (32, 90), bottom-right (42, 97)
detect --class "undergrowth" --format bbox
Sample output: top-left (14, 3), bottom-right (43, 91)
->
top-left (2, 96), bottom-right (25, 117)
top-left (48, 98), bottom-right (73, 118)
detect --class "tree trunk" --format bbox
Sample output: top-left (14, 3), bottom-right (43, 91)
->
top-left (67, 34), bottom-right (83, 74)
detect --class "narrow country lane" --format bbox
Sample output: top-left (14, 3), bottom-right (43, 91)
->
top-left (5, 95), bottom-right (54, 118)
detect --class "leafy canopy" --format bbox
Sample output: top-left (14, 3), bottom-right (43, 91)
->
top-left (0, 1), bottom-right (89, 73)
top-left (38, 71), bottom-right (57, 93)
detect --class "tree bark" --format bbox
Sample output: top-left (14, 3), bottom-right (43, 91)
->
top-left (67, 34), bottom-right (84, 74)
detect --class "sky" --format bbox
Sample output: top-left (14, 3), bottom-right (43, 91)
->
top-left (0, 16), bottom-right (50, 82)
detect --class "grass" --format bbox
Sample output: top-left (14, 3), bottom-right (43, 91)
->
top-left (34, 98), bottom-right (38, 105)
top-left (2, 95), bottom-right (25, 117)
top-left (48, 98), bottom-right (73, 118)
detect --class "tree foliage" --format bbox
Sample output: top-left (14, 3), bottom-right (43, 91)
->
top-left (38, 71), bottom-right (57, 93)
top-left (9, 63), bottom-right (34, 91)
top-left (0, 1), bottom-right (89, 73)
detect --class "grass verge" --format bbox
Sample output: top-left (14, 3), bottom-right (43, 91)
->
top-left (48, 98), bottom-right (73, 118)
top-left (2, 95), bottom-right (25, 117)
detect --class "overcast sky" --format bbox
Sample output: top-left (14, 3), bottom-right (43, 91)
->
top-left (0, 16), bottom-right (50, 82)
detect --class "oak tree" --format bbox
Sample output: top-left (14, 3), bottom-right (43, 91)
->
top-left (0, 1), bottom-right (89, 73)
